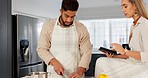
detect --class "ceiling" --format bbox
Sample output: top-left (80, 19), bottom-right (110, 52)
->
top-left (12, 0), bottom-right (148, 20)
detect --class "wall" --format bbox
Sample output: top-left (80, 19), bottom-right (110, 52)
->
top-left (12, 0), bottom-right (61, 18)
top-left (77, 5), bottom-right (124, 20)
top-left (12, 0), bottom-right (148, 20)
top-left (77, 0), bottom-right (148, 20)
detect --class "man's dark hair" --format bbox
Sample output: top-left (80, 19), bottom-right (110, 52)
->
top-left (61, 0), bottom-right (79, 11)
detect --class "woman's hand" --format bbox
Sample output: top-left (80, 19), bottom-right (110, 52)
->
top-left (104, 52), bottom-right (115, 58)
top-left (105, 52), bottom-right (129, 59)
top-left (112, 43), bottom-right (125, 55)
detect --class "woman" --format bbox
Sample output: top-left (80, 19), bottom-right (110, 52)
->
top-left (95, 0), bottom-right (148, 78)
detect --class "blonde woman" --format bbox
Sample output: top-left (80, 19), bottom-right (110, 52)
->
top-left (95, 0), bottom-right (148, 78)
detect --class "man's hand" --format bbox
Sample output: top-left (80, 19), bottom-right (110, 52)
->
top-left (49, 58), bottom-right (64, 75)
top-left (69, 67), bottom-right (85, 78)
top-left (69, 72), bottom-right (82, 78)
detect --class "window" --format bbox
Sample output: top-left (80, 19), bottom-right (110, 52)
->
top-left (79, 18), bottom-right (133, 51)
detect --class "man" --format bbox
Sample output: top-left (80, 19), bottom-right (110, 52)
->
top-left (36, 0), bottom-right (92, 78)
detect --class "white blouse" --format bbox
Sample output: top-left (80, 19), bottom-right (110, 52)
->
top-left (129, 16), bottom-right (148, 62)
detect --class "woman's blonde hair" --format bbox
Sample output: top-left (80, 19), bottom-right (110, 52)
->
top-left (130, 0), bottom-right (148, 19)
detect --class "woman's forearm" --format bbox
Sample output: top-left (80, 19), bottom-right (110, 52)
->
top-left (114, 55), bottom-right (129, 59)
top-left (125, 50), bottom-right (141, 60)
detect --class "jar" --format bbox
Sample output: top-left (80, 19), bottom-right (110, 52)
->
top-left (31, 72), bottom-right (39, 78)
top-left (38, 72), bottom-right (48, 78)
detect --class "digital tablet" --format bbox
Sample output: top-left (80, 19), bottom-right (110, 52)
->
top-left (98, 47), bottom-right (118, 55)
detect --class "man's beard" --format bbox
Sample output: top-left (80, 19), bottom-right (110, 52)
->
top-left (59, 16), bottom-right (73, 27)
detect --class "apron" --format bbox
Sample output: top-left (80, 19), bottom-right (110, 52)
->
top-left (47, 19), bottom-right (81, 78)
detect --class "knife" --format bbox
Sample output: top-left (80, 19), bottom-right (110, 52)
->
top-left (60, 72), bottom-right (66, 78)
